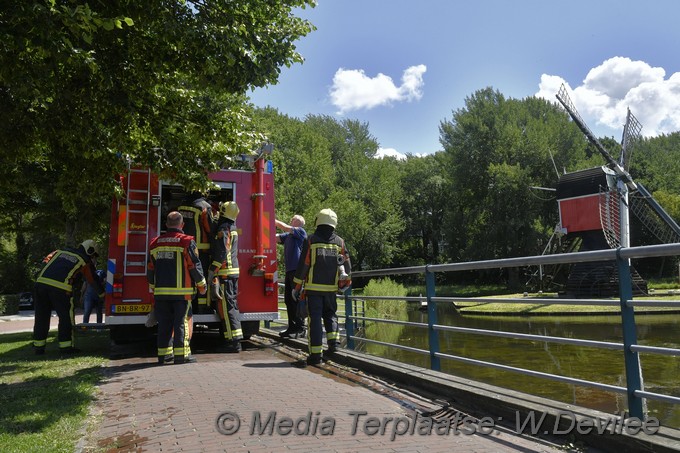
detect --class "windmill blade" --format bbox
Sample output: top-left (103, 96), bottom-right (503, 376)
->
top-left (620, 108), bottom-right (642, 172)
top-left (555, 84), bottom-right (637, 191)
top-left (599, 188), bottom-right (621, 249)
top-left (630, 183), bottom-right (680, 244)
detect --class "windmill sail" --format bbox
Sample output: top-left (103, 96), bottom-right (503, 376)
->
top-left (555, 85), bottom-right (636, 191)
top-left (620, 108), bottom-right (642, 172)
top-left (630, 183), bottom-right (680, 244)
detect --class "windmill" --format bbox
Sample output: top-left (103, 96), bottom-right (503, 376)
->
top-left (529, 84), bottom-right (680, 297)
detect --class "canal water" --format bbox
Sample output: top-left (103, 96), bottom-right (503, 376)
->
top-left (356, 302), bottom-right (680, 428)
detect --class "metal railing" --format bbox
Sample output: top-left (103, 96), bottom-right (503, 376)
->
top-left (343, 243), bottom-right (680, 420)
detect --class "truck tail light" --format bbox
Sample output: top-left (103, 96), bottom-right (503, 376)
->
top-left (264, 272), bottom-right (275, 296)
top-left (113, 273), bottom-right (123, 298)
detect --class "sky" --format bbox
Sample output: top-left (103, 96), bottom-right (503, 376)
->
top-left (249, 0), bottom-right (680, 160)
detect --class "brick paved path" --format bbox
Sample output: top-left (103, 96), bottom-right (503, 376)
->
top-left (79, 336), bottom-right (568, 453)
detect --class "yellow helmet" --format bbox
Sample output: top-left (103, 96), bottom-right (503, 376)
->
top-left (219, 201), bottom-right (239, 221)
top-left (315, 208), bottom-right (337, 228)
top-left (81, 239), bottom-right (97, 256)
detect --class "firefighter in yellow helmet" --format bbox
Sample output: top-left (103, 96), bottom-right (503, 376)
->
top-left (293, 208), bottom-right (351, 366)
top-left (209, 201), bottom-right (243, 352)
top-left (33, 239), bottom-right (105, 355)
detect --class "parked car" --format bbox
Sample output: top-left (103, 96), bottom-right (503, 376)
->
top-left (18, 292), bottom-right (34, 310)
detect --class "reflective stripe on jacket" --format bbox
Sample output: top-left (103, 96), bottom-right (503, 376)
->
top-left (147, 228), bottom-right (206, 300)
top-left (36, 248), bottom-right (101, 294)
top-left (293, 228), bottom-right (351, 294)
top-left (211, 221), bottom-right (240, 278)
top-left (178, 197), bottom-right (214, 251)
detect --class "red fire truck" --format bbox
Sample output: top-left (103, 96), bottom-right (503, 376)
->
top-left (104, 149), bottom-right (279, 343)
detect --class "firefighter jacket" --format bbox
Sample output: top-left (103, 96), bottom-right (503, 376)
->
top-left (210, 220), bottom-right (240, 278)
top-left (293, 225), bottom-right (351, 295)
top-left (178, 196), bottom-right (215, 251)
top-left (147, 228), bottom-right (206, 300)
top-left (36, 247), bottom-right (104, 296)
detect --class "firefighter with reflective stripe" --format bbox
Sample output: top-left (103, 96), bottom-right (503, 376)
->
top-left (178, 192), bottom-right (215, 314)
top-left (147, 211), bottom-right (207, 364)
top-left (210, 201), bottom-right (243, 352)
top-left (293, 208), bottom-right (351, 366)
top-left (32, 239), bottom-right (105, 355)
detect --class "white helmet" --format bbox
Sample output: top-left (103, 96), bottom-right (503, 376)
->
top-left (81, 239), bottom-right (97, 256)
top-left (219, 201), bottom-right (240, 221)
top-left (315, 208), bottom-right (337, 228)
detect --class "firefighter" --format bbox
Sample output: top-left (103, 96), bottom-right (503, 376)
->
top-left (293, 208), bottom-right (352, 366)
top-left (209, 201), bottom-right (243, 352)
top-left (33, 239), bottom-right (105, 355)
top-left (147, 211), bottom-right (207, 364)
top-left (178, 192), bottom-right (215, 314)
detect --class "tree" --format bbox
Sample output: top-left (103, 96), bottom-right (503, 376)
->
top-left (395, 153), bottom-right (447, 267)
top-left (302, 115), bottom-right (403, 269)
top-left (1, 0), bottom-right (316, 208)
top-left (253, 108), bottom-right (335, 223)
top-left (0, 0), bottom-right (315, 292)
top-left (439, 88), bottom-right (588, 268)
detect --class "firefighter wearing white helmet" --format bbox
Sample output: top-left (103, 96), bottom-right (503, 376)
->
top-left (293, 208), bottom-right (351, 366)
top-left (209, 201), bottom-right (243, 352)
top-left (178, 192), bottom-right (215, 314)
top-left (33, 239), bottom-right (105, 355)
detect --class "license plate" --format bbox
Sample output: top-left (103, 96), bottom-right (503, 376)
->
top-left (112, 304), bottom-right (151, 314)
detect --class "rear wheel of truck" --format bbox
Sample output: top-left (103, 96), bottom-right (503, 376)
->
top-left (241, 320), bottom-right (260, 340)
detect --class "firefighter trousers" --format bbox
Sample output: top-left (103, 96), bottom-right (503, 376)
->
top-left (155, 299), bottom-right (192, 360)
top-left (193, 251), bottom-right (212, 314)
top-left (217, 277), bottom-right (242, 341)
top-left (32, 283), bottom-right (75, 350)
top-left (306, 293), bottom-right (339, 357)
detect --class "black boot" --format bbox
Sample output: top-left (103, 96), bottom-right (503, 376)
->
top-left (306, 354), bottom-right (322, 366)
top-left (158, 354), bottom-right (174, 365)
top-left (223, 340), bottom-right (241, 353)
top-left (327, 342), bottom-right (338, 354)
top-left (174, 355), bottom-right (197, 364)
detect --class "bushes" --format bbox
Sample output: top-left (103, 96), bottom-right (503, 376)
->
top-left (361, 278), bottom-right (408, 320)
top-left (0, 294), bottom-right (19, 315)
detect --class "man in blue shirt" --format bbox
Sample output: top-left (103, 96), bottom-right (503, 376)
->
top-left (276, 214), bottom-right (307, 338)
top-left (83, 269), bottom-right (106, 323)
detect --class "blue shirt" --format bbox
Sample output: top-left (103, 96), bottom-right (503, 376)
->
top-left (279, 227), bottom-right (307, 271)
top-left (85, 269), bottom-right (106, 300)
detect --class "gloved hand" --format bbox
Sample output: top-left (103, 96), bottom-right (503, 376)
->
top-left (197, 283), bottom-right (207, 296)
top-left (145, 308), bottom-right (157, 328)
top-left (292, 285), bottom-right (301, 302)
top-left (212, 277), bottom-right (223, 300)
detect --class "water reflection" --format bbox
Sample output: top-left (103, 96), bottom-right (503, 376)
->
top-left (356, 302), bottom-right (680, 428)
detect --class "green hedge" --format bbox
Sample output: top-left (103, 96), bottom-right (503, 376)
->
top-left (0, 294), bottom-right (19, 316)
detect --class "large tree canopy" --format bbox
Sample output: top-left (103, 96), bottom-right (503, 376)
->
top-left (0, 0), bottom-right (315, 291)
top-left (1, 0), bottom-right (316, 212)
top-left (439, 88), bottom-right (591, 262)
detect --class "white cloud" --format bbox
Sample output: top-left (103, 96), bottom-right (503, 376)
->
top-left (329, 65), bottom-right (427, 114)
top-left (536, 57), bottom-right (680, 137)
top-left (375, 147), bottom-right (407, 160)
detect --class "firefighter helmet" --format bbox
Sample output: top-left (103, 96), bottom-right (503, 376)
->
top-left (315, 208), bottom-right (337, 228)
top-left (81, 239), bottom-right (97, 256)
top-left (219, 201), bottom-right (239, 221)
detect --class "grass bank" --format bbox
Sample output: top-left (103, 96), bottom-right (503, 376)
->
top-left (454, 293), bottom-right (680, 315)
top-left (404, 283), bottom-right (680, 315)
top-left (0, 331), bottom-right (108, 453)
